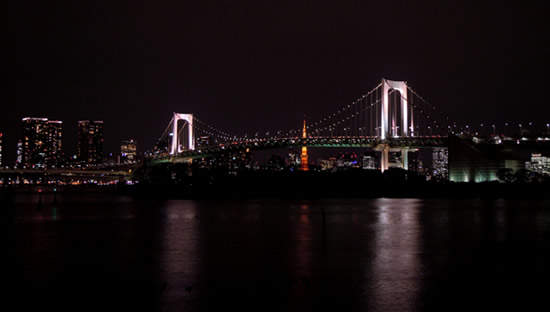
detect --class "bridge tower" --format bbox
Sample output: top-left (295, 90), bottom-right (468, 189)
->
top-left (380, 79), bottom-right (411, 171)
top-left (300, 119), bottom-right (309, 171)
top-left (381, 78), bottom-right (410, 139)
top-left (170, 113), bottom-right (195, 155)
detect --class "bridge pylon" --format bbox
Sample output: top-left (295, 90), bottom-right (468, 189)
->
top-left (170, 113), bottom-right (195, 155)
top-left (380, 78), bottom-right (413, 172)
top-left (381, 78), bottom-right (410, 139)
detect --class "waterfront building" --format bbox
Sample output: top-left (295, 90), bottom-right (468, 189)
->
top-left (526, 153), bottom-right (550, 176)
top-left (21, 118), bottom-right (49, 168)
top-left (47, 120), bottom-right (63, 167)
top-left (448, 134), bottom-right (522, 182)
top-left (362, 153), bottom-right (377, 170)
top-left (432, 147), bottom-right (449, 180)
top-left (78, 120), bottom-right (104, 166)
top-left (120, 139), bottom-right (137, 164)
top-left (319, 157), bottom-right (337, 171)
top-left (336, 153), bottom-right (360, 170)
top-left (19, 118), bottom-right (63, 168)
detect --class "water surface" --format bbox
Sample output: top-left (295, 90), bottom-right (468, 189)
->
top-left (3, 193), bottom-right (550, 311)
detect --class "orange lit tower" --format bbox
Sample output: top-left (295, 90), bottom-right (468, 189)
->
top-left (300, 119), bottom-right (309, 171)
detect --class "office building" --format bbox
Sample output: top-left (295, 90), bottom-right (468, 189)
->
top-left (319, 157), bottom-right (337, 171)
top-left (121, 139), bottom-right (137, 164)
top-left (336, 153), bottom-right (360, 170)
top-left (362, 151), bottom-right (378, 170)
top-left (47, 120), bottom-right (63, 167)
top-left (526, 153), bottom-right (550, 176)
top-left (432, 147), bottom-right (449, 180)
top-left (78, 120), bottom-right (104, 166)
top-left (21, 118), bottom-right (49, 168)
top-left (15, 140), bottom-right (23, 167)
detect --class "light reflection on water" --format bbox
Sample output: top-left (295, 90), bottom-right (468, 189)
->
top-left (158, 200), bottom-right (200, 308)
top-left (3, 195), bottom-right (550, 312)
top-left (369, 199), bottom-right (422, 312)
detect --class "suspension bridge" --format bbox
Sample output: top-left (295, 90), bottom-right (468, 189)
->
top-left (147, 78), bottom-right (550, 173)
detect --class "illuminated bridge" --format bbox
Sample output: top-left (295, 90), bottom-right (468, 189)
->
top-left (146, 78), bottom-right (550, 178)
top-left (151, 136), bottom-right (448, 163)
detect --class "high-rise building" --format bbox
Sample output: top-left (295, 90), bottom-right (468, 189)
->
top-left (21, 118), bottom-right (48, 168)
top-left (20, 118), bottom-right (63, 168)
top-left (78, 120), bottom-right (104, 166)
top-left (120, 139), bottom-right (137, 164)
top-left (432, 147), bottom-right (449, 180)
top-left (16, 140), bottom-right (23, 168)
top-left (47, 120), bottom-right (63, 167)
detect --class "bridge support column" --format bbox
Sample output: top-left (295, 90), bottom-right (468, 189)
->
top-left (380, 144), bottom-right (389, 172)
top-left (401, 148), bottom-right (408, 170)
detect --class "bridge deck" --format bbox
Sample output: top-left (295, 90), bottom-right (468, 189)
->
top-left (148, 136), bottom-right (449, 162)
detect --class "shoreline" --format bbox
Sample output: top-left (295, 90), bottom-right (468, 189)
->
top-left (2, 181), bottom-right (549, 200)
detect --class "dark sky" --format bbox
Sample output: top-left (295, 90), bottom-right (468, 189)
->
top-left (3, 0), bottom-right (549, 164)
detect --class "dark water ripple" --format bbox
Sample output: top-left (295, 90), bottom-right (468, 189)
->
top-left (2, 193), bottom-right (550, 311)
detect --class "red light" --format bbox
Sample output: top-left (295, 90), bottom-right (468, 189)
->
top-left (38, 189), bottom-right (42, 193)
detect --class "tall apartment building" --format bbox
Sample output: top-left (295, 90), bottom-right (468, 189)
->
top-left (78, 120), bottom-right (104, 166)
top-left (20, 118), bottom-right (63, 168)
top-left (47, 120), bottom-right (63, 167)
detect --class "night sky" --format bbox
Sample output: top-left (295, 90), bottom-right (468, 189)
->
top-left (3, 1), bottom-right (549, 164)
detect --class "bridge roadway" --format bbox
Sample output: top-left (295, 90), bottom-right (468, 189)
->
top-left (148, 134), bottom-right (550, 164)
top-left (149, 136), bottom-right (449, 163)
top-left (0, 168), bottom-right (132, 178)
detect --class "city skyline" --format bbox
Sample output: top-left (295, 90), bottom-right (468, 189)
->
top-left (3, 3), bottom-right (550, 312)
top-left (3, 1), bottom-right (549, 164)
